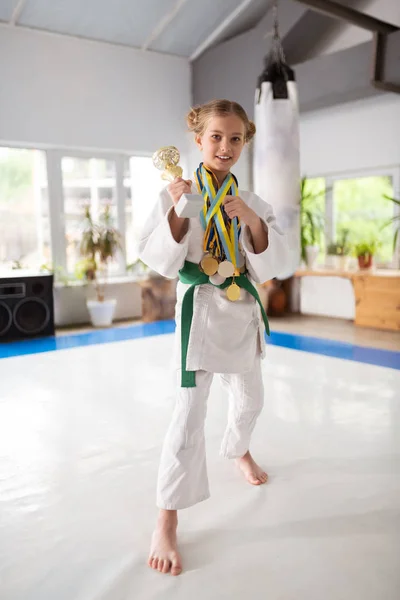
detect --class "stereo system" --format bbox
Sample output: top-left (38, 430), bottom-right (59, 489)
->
top-left (0, 274), bottom-right (55, 342)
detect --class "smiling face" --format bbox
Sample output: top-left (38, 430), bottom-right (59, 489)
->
top-left (196, 114), bottom-right (246, 182)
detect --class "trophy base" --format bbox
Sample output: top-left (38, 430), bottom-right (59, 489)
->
top-left (175, 193), bottom-right (203, 218)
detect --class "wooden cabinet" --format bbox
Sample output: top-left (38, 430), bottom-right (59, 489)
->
top-left (353, 273), bottom-right (400, 331)
top-left (139, 277), bottom-right (177, 323)
top-left (295, 269), bottom-right (400, 332)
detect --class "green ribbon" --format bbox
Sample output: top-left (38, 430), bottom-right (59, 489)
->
top-left (178, 261), bottom-right (270, 388)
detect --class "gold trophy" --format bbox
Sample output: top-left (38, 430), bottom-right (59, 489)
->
top-left (152, 146), bottom-right (204, 218)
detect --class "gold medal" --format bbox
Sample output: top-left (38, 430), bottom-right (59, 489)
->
top-left (226, 283), bottom-right (241, 302)
top-left (218, 260), bottom-right (235, 278)
top-left (201, 255), bottom-right (219, 276)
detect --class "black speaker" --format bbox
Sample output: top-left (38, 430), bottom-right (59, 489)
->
top-left (0, 274), bottom-right (55, 342)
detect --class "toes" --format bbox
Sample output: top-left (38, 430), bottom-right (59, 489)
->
top-left (249, 474), bottom-right (261, 485)
top-left (162, 560), bottom-right (171, 574)
top-left (149, 556), bottom-right (174, 575)
top-left (171, 558), bottom-right (182, 576)
top-left (171, 555), bottom-right (182, 576)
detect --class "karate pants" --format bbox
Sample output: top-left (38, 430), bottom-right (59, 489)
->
top-left (157, 357), bottom-right (264, 510)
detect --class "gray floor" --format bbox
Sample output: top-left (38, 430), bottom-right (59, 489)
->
top-left (269, 314), bottom-right (400, 352)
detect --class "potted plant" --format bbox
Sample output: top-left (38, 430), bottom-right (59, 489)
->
top-left (78, 204), bottom-right (122, 327)
top-left (326, 229), bottom-right (351, 269)
top-left (354, 241), bottom-right (378, 270)
top-left (300, 177), bottom-right (326, 269)
top-left (326, 242), bottom-right (339, 268)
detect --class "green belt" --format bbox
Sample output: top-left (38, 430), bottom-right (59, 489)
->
top-left (178, 261), bottom-right (270, 388)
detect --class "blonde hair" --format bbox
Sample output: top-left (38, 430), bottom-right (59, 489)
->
top-left (186, 99), bottom-right (256, 143)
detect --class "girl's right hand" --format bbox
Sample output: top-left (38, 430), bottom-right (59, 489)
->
top-left (167, 177), bottom-right (192, 207)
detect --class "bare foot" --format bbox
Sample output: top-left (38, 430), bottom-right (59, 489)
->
top-left (148, 510), bottom-right (182, 576)
top-left (235, 451), bottom-right (268, 486)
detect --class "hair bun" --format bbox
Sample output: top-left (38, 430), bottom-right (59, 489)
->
top-left (186, 106), bottom-right (200, 131)
top-left (246, 120), bottom-right (256, 142)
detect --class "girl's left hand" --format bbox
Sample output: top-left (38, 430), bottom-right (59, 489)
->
top-left (223, 196), bottom-right (259, 228)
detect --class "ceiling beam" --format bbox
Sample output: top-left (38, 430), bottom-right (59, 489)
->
top-left (293, 0), bottom-right (398, 34)
top-left (10, 0), bottom-right (27, 26)
top-left (295, 29), bottom-right (400, 111)
top-left (141, 0), bottom-right (188, 51)
top-left (190, 0), bottom-right (258, 62)
top-left (371, 32), bottom-right (400, 94)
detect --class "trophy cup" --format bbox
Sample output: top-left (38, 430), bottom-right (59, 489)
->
top-left (152, 146), bottom-right (204, 218)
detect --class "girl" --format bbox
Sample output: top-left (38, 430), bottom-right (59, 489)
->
top-left (139, 99), bottom-right (290, 576)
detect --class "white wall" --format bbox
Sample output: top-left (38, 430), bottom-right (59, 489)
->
top-left (300, 94), bottom-right (400, 177)
top-left (0, 26), bottom-right (191, 154)
top-left (54, 279), bottom-right (142, 326)
top-left (319, 24), bottom-right (371, 56)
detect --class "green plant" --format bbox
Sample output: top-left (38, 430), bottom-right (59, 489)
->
top-left (300, 177), bottom-right (327, 262)
top-left (382, 194), bottom-right (400, 252)
top-left (78, 204), bottom-right (122, 301)
top-left (327, 229), bottom-right (351, 256)
top-left (326, 243), bottom-right (338, 256)
top-left (353, 241), bottom-right (379, 258)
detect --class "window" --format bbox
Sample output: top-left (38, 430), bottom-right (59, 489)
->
top-left (124, 157), bottom-right (164, 266)
top-left (62, 157), bottom-right (118, 274)
top-left (332, 176), bottom-right (395, 263)
top-left (303, 171), bottom-right (399, 267)
top-left (0, 147), bottom-right (50, 270)
top-left (301, 177), bottom-right (326, 262)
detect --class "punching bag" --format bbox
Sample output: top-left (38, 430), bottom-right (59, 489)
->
top-left (254, 1), bottom-right (300, 279)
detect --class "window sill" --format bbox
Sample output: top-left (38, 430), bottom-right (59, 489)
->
top-left (53, 274), bottom-right (153, 288)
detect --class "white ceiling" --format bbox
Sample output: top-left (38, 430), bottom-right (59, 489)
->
top-left (0, 0), bottom-right (398, 61)
top-left (0, 0), bottom-right (272, 60)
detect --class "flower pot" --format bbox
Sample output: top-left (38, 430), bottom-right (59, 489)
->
top-left (87, 298), bottom-right (117, 327)
top-left (337, 255), bottom-right (349, 270)
top-left (305, 245), bottom-right (319, 269)
top-left (325, 255), bottom-right (336, 268)
top-left (357, 254), bottom-right (373, 270)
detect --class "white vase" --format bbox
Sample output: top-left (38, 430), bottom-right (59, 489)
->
top-left (305, 245), bottom-right (319, 269)
top-left (87, 299), bottom-right (117, 327)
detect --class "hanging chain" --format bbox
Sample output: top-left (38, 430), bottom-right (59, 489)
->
top-left (271, 0), bottom-right (286, 65)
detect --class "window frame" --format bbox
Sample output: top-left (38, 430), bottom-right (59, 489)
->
top-left (315, 166), bottom-right (400, 268)
top-left (0, 143), bottom-right (158, 279)
top-left (0, 144), bottom-right (50, 270)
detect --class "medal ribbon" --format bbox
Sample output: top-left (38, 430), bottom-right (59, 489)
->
top-left (195, 163), bottom-right (241, 267)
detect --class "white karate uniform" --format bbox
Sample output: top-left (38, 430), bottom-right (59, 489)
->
top-left (138, 184), bottom-right (290, 509)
